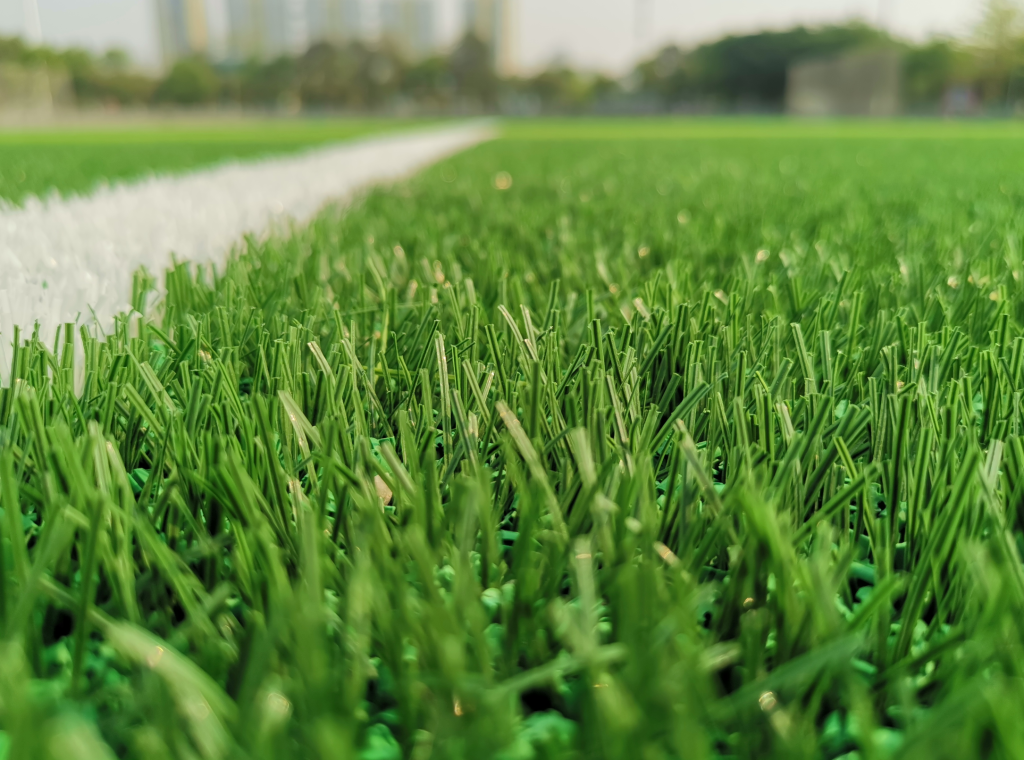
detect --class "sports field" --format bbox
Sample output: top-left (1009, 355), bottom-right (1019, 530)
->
top-left (0, 118), bottom-right (433, 204)
top-left (2, 118), bottom-right (1024, 759)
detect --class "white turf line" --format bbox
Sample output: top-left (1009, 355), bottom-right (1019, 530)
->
top-left (0, 122), bottom-right (494, 377)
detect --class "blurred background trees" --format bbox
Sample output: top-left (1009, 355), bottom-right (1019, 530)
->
top-left (970, 0), bottom-right (1024, 103)
top-left (2, 12), bottom-right (1024, 116)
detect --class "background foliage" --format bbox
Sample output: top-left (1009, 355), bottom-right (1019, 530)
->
top-left (3, 1), bottom-right (1024, 114)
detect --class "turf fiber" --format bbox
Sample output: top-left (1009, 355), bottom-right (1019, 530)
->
top-left (2, 120), bottom-right (1024, 759)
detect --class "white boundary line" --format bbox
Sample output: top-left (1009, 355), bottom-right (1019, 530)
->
top-left (0, 122), bottom-right (494, 373)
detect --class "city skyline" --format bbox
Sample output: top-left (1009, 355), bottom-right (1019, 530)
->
top-left (379, 0), bottom-right (438, 61)
top-left (1, 0), bottom-right (984, 74)
top-left (465, 0), bottom-right (515, 76)
top-left (165, 0), bottom-right (444, 66)
top-left (154, 0), bottom-right (209, 65)
top-left (307, 0), bottom-right (363, 45)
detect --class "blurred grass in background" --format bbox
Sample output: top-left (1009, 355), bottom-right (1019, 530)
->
top-left (499, 117), bottom-right (1024, 140)
top-left (0, 118), bottom-right (435, 204)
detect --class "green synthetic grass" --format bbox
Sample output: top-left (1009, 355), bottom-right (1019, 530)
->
top-left (501, 116), bottom-right (1024, 140)
top-left (4, 122), bottom-right (1024, 759)
top-left (0, 118), bottom-right (433, 204)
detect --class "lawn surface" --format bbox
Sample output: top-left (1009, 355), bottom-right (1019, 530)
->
top-left (0, 117), bottom-right (434, 204)
top-left (3, 120), bottom-right (1024, 759)
top-left (501, 116), bottom-right (1024, 140)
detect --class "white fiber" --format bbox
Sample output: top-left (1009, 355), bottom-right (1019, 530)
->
top-left (0, 123), bottom-right (492, 373)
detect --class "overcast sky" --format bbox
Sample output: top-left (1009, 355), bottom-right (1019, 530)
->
top-left (0, 0), bottom-right (982, 73)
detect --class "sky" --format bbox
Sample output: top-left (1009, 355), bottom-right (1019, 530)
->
top-left (0, 0), bottom-right (983, 74)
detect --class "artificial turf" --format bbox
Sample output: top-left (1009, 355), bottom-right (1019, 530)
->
top-left (3, 120), bottom-right (1024, 759)
top-left (0, 118), bottom-right (434, 205)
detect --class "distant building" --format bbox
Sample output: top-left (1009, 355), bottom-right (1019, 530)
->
top-left (154, 0), bottom-right (209, 67)
top-left (225, 0), bottom-right (309, 61)
top-left (223, 0), bottom-right (441, 63)
top-left (307, 0), bottom-right (363, 45)
top-left (786, 49), bottom-right (901, 117)
top-left (464, 0), bottom-right (515, 76)
top-left (379, 0), bottom-right (436, 61)
top-left (224, 0), bottom-right (261, 61)
top-left (264, 0), bottom-right (310, 57)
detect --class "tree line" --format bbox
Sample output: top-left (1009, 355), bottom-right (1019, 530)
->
top-left (1, 4), bottom-right (1023, 115)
